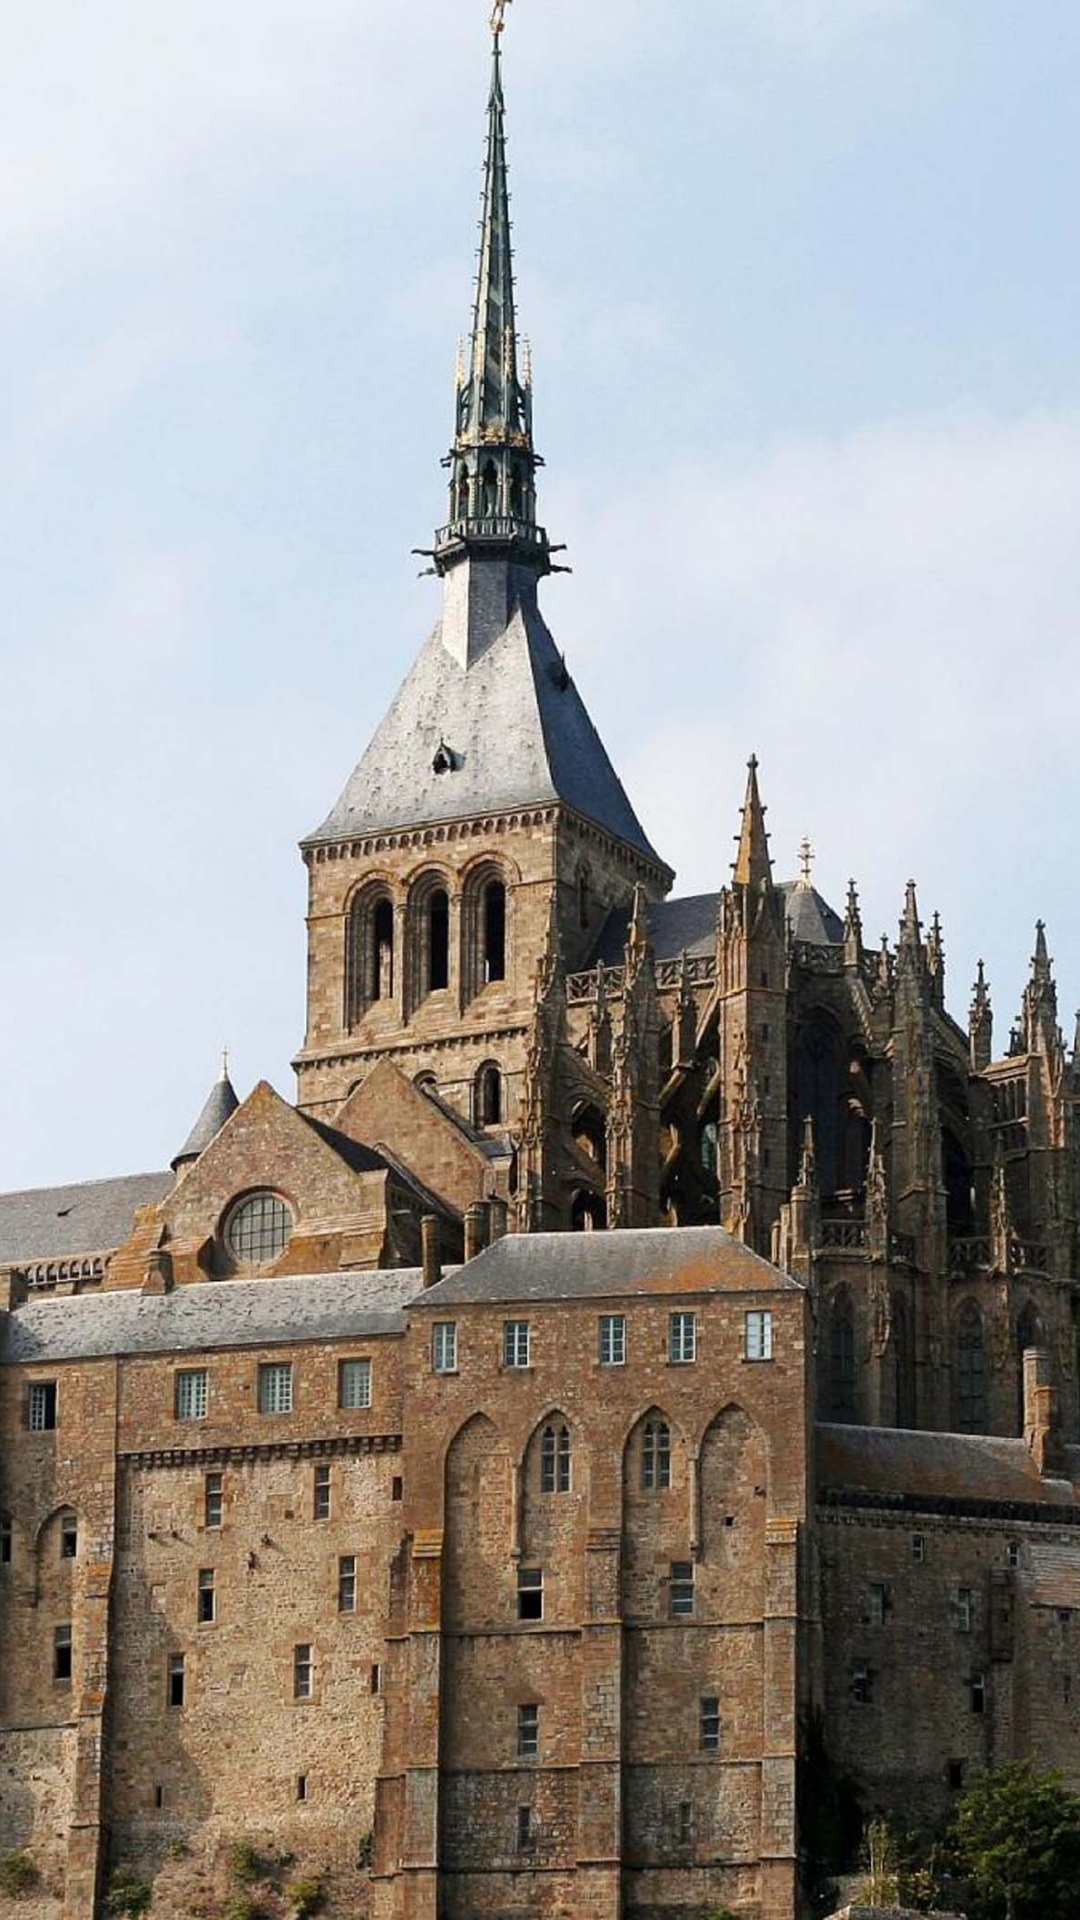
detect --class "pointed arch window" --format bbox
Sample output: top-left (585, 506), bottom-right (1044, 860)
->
top-left (956, 1301), bottom-right (987, 1434)
top-left (571, 1190), bottom-right (606, 1232)
top-left (641, 1419), bottom-right (671, 1491)
top-left (455, 464), bottom-right (470, 521)
top-left (480, 460), bottom-right (498, 519)
top-left (540, 1423), bottom-right (571, 1494)
top-left (828, 1288), bottom-right (856, 1422)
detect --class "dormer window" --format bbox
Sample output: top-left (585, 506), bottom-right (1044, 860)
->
top-left (224, 1191), bottom-right (293, 1267)
top-left (432, 740), bottom-right (456, 775)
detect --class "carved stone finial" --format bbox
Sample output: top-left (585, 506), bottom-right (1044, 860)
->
top-left (490, 0), bottom-right (512, 36)
top-left (798, 837), bottom-right (814, 884)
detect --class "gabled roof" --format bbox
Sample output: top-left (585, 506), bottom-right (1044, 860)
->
top-left (0, 1172), bottom-right (172, 1267)
top-left (416, 1225), bottom-right (801, 1308)
top-left (817, 1423), bottom-right (1080, 1510)
top-left (304, 597), bottom-right (665, 867)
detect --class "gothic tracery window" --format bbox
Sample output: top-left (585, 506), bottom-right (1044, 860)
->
top-left (828, 1287), bottom-right (856, 1422)
top-left (955, 1300), bottom-right (987, 1434)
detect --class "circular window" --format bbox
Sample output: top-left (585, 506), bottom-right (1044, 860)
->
top-left (224, 1191), bottom-right (293, 1266)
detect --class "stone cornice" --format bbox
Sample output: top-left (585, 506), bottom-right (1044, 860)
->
top-left (120, 1432), bottom-right (402, 1470)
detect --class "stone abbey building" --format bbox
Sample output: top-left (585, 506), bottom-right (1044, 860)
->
top-left (3, 27), bottom-right (1080, 1920)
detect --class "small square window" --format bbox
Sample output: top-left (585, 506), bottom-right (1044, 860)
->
top-left (669, 1312), bottom-right (697, 1365)
top-left (198, 1568), bottom-right (215, 1624)
top-left (339, 1359), bottom-right (372, 1410)
top-left (294, 1643), bottom-right (313, 1700)
top-left (517, 1703), bottom-right (539, 1759)
top-left (59, 1513), bottom-right (78, 1560)
top-left (29, 1381), bottom-right (58, 1432)
top-left (517, 1566), bottom-right (543, 1621)
top-left (168, 1653), bottom-right (185, 1708)
top-left (669, 1561), bottom-right (695, 1618)
top-left (970, 1670), bottom-right (986, 1715)
top-left (0, 1517), bottom-right (11, 1566)
top-left (954, 1587), bottom-right (974, 1634)
top-left (862, 1583), bottom-right (887, 1627)
top-left (745, 1309), bottom-right (773, 1361)
top-left (516, 1805), bottom-right (534, 1851)
top-left (852, 1664), bottom-right (873, 1705)
top-left (1007, 1541), bottom-right (1020, 1570)
top-left (699, 1695), bottom-right (720, 1752)
top-left (432, 1322), bottom-right (458, 1374)
top-left (598, 1315), bottom-right (626, 1367)
top-left (53, 1624), bottom-right (72, 1684)
top-left (258, 1362), bottom-right (293, 1415)
top-left (175, 1369), bottom-right (209, 1421)
top-left (504, 1321), bottom-right (531, 1369)
top-left (912, 1533), bottom-right (926, 1563)
top-left (338, 1555), bottom-right (357, 1614)
top-left (204, 1472), bottom-right (224, 1529)
top-left (314, 1465), bottom-right (331, 1522)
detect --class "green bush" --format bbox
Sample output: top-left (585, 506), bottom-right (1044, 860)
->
top-left (224, 1896), bottom-right (265, 1920)
top-left (104, 1867), bottom-right (153, 1918)
top-left (0, 1852), bottom-right (39, 1898)
top-left (227, 1843), bottom-right (264, 1888)
top-left (284, 1877), bottom-right (323, 1919)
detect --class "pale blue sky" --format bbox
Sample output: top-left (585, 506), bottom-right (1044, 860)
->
top-left (2, 1), bottom-right (1079, 1186)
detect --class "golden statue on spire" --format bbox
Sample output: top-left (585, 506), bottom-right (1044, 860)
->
top-left (490, 0), bottom-right (512, 37)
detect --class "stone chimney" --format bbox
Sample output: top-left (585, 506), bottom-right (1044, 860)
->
top-left (488, 1197), bottom-right (509, 1242)
top-left (1023, 1346), bottom-right (1064, 1477)
top-left (464, 1203), bottom-right (489, 1262)
top-left (0, 1267), bottom-right (28, 1312)
top-left (421, 1215), bottom-right (442, 1290)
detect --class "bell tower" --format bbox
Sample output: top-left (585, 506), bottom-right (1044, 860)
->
top-left (293, 21), bottom-right (671, 1137)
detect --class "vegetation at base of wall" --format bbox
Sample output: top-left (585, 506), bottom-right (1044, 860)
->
top-left (283, 1878), bottom-right (323, 1919)
top-left (224, 1895), bottom-right (267, 1920)
top-left (355, 1833), bottom-right (373, 1871)
top-left (104, 1867), bottom-right (153, 1918)
top-left (227, 1845), bottom-right (265, 1889)
top-left (0, 1852), bottom-right (39, 1898)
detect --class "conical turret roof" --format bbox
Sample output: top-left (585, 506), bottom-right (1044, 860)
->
top-left (171, 1064), bottom-right (240, 1172)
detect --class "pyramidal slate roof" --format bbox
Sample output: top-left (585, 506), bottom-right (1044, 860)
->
top-left (305, 595), bottom-right (665, 867)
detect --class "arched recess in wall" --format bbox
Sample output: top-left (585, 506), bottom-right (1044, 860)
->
top-left (890, 1295), bottom-right (916, 1429)
top-left (937, 1061), bottom-right (975, 1235)
top-left (698, 1404), bottom-right (767, 1621)
top-left (572, 1103), bottom-right (607, 1176)
top-left (1015, 1300), bottom-right (1046, 1437)
top-left (407, 869), bottom-right (452, 1009)
top-left (571, 1189), bottom-right (606, 1232)
top-left (474, 1061), bottom-right (503, 1129)
top-left (520, 1411), bottom-right (586, 1621)
top-left (826, 1286), bottom-right (856, 1423)
top-left (620, 1408), bottom-right (686, 1618)
top-left (344, 881), bottom-right (396, 1028)
top-left (793, 1014), bottom-right (873, 1197)
top-left (441, 1414), bottom-right (512, 1635)
top-left (954, 1298), bottom-right (988, 1434)
top-left (461, 862), bottom-right (511, 1002)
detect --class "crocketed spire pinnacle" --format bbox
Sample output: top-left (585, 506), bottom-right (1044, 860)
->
top-left (732, 757), bottom-right (773, 890)
top-left (436, 35), bottom-right (548, 577)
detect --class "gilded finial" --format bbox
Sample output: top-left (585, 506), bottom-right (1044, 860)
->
top-left (490, 0), bottom-right (512, 36)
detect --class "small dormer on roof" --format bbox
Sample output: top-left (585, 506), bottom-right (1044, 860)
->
top-left (171, 1059), bottom-right (240, 1175)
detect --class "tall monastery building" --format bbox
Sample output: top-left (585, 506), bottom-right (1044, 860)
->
top-left (3, 25), bottom-right (1080, 1920)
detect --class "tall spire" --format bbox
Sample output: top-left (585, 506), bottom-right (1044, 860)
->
top-left (732, 756), bottom-right (773, 891)
top-left (435, 24), bottom-right (549, 579)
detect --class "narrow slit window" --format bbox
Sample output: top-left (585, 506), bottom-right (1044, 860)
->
top-left (198, 1568), bottom-right (215, 1624)
top-left (54, 1624), bottom-right (73, 1683)
top-left (338, 1555), bottom-right (357, 1614)
top-left (517, 1703), bottom-right (539, 1759)
top-left (294, 1644), bottom-right (313, 1700)
top-left (59, 1512), bottom-right (78, 1560)
top-left (168, 1653), bottom-right (185, 1708)
top-left (314, 1465), bottom-right (332, 1522)
top-left (204, 1472), bottom-right (224, 1529)
top-left (699, 1696), bottom-right (720, 1751)
top-left (669, 1561), bottom-right (695, 1618)
top-left (373, 897), bottom-right (394, 1001)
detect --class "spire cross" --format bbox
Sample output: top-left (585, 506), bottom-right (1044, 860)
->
top-left (798, 837), bottom-right (814, 884)
top-left (490, 0), bottom-right (512, 36)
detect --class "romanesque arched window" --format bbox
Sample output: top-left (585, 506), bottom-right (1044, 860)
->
top-left (540, 1422), bottom-right (571, 1494)
top-left (955, 1300), bottom-right (987, 1434)
top-left (462, 865), bottom-right (511, 1000)
top-left (475, 1063), bottom-right (502, 1128)
top-left (429, 889), bottom-right (449, 991)
top-left (482, 880), bottom-right (506, 983)
top-left (826, 1287), bottom-right (856, 1422)
top-left (345, 886), bottom-right (395, 1027)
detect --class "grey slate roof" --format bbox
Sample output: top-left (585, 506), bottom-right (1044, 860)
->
top-left (417, 1226), bottom-right (799, 1307)
top-left (305, 594), bottom-right (664, 865)
top-left (817, 1423), bottom-right (1080, 1509)
top-left (590, 879), bottom-right (843, 968)
top-left (0, 1269), bottom-right (427, 1365)
top-left (171, 1072), bottom-right (240, 1169)
top-left (0, 1172), bottom-right (173, 1266)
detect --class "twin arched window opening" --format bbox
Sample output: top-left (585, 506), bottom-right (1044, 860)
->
top-left (540, 1422), bottom-right (571, 1494)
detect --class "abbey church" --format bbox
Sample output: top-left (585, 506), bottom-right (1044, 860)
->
top-left (3, 26), bottom-right (1080, 1920)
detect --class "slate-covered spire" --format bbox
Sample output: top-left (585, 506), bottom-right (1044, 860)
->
top-left (436, 29), bottom-right (548, 579)
top-left (171, 1058), bottom-right (239, 1175)
top-left (732, 756), bottom-right (773, 891)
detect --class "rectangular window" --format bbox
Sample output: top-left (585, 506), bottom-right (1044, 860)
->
top-left (28, 1381), bottom-right (57, 1432)
top-left (432, 1322), bottom-right (458, 1374)
top-left (391, 1475), bottom-right (403, 1502)
top-left (517, 1566), bottom-right (543, 1621)
top-left (517, 1703), bottom-right (539, 1759)
top-left (60, 1514), bottom-right (78, 1559)
top-left (954, 1587), bottom-right (974, 1634)
top-left (297, 1775), bottom-right (308, 1803)
top-left (598, 1314), bottom-right (626, 1367)
top-left (314, 1465), bottom-right (331, 1521)
top-left (669, 1560), bottom-right (695, 1618)
top-left (699, 1696), bottom-right (721, 1752)
top-left (912, 1533), bottom-right (926, 1563)
top-left (642, 1420), bottom-right (672, 1491)
top-left (0, 1518), bottom-right (11, 1566)
top-left (540, 1423), bottom-right (571, 1494)
top-left (947, 1759), bottom-right (966, 1791)
top-left (258, 1362), bottom-right (293, 1415)
top-left (1007, 1541), bottom-right (1020, 1570)
top-left (53, 1624), bottom-right (72, 1684)
top-left (678, 1801), bottom-right (694, 1846)
top-left (852, 1664), bottom-right (873, 1706)
top-left (338, 1555), bottom-right (357, 1614)
top-left (503, 1321), bottom-right (531, 1369)
top-left (168, 1653), bottom-right (185, 1708)
top-left (516, 1805), bottom-right (533, 1851)
top-left (862, 1582), bottom-right (888, 1628)
top-left (669, 1312), bottom-right (697, 1365)
top-left (175, 1369), bottom-right (209, 1420)
top-left (339, 1359), bottom-right (372, 1410)
top-left (970, 1670), bottom-right (986, 1715)
top-left (294, 1644), bottom-right (313, 1700)
top-left (370, 1662), bottom-right (381, 1695)
top-left (197, 1568), bottom-right (215, 1624)
top-left (204, 1472), bottom-right (223, 1529)
top-left (745, 1309), bottom-right (773, 1361)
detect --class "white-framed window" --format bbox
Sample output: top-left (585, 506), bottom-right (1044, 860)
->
top-left (258, 1362), bottom-right (293, 1415)
top-left (669, 1560), bottom-right (695, 1618)
top-left (669, 1312), bottom-right (697, 1365)
top-left (338, 1555), bottom-right (357, 1613)
top-left (912, 1533), bottom-right (926, 1563)
top-left (175, 1369), bottom-right (209, 1420)
top-left (699, 1695), bottom-right (721, 1752)
top-left (540, 1423), bottom-right (571, 1494)
top-left (339, 1359), bottom-right (372, 1409)
top-left (168, 1652), bottom-right (185, 1708)
top-left (504, 1321), bottom-right (531, 1369)
top-left (642, 1419), bottom-right (672, 1491)
top-left (204, 1472), bottom-right (223, 1529)
top-left (517, 1703), bottom-right (539, 1759)
top-left (598, 1314), bottom-right (626, 1366)
top-left (862, 1582), bottom-right (888, 1627)
top-left (432, 1322), bottom-right (458, 1374)
top-left (198, 1568), bottom-right (215, 1624)
top-left (28, 1381), bottom-right (58, 1431)
top-left (59, 1512), bottom-right (78, 1560)
top-left (517, 1566), bottom-right (543, 1621)
top-left (314, 1464), bottom-right (331, 1521)
top-left (745, 1309), bottom-right (774, 1361)
top-left (954, 1587), bottom-right (974, 1634)
top-left (294, 1643), bottom-right (313, 1700)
